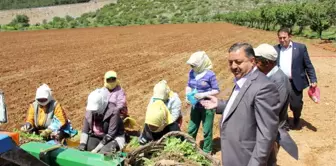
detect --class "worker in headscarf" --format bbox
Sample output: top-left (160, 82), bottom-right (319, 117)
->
top-left (20, 84), bottom-right (70, 140)
top-left (138, 82), bottom-right (181, 145)
top-left (147, 80), bottom-right (182, 127)
top-left (103, 71), bottom-right (128, 119)
top-left (186, 51), bottom-right (220, 154)
top-left (78, 88), bottom-right (125, 154)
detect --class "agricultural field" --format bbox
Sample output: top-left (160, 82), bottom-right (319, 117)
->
top-left (0, 23), bottom-right (335, 165)
top-left (0, 0), bottom-right (116, 25)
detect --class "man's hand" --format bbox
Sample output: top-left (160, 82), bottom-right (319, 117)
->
top-left (311, 82), bottom-right (317, 88)
top-left (200, 96), bottom-right (218, 109)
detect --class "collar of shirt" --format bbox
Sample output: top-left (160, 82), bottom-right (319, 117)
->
top-left (281, 41), bottom-right (293, 50)
top-left (266, 66), bottom-right (279, 77)
top-left (234, 66), bottom-right (257, 89)
top-left (193, 69), bottom-right (208, 80)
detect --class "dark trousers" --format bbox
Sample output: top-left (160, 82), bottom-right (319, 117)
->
top-left (140, 122), bottom-right (181, 144)
top-left (267, 140), bottom-right (280, 166)
top-left (289, 80), bottom-right (303, 121)
top-left (86, 136), bottom-right (119, 154)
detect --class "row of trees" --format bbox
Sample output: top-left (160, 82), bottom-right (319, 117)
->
top-left (1, 0), bottom-right (335, 40)
top-left (0, 0), bottom-right (90, 10)
top-left (214, 1), bottom-right (336, 39)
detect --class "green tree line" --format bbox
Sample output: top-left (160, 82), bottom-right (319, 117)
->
top-left (1, 0), bottom-right (335, 40)
top-left (0, 0), bottom-right (90, 10)
top-left (213, 0), bottom-right (336, 39)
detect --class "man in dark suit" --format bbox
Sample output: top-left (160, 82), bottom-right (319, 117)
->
top-left (255, 43), bottom-right (298, 164)
top-left (274, 27), bottom-right (318, 129)
top-left (201, 43), bottom-right (281, 166)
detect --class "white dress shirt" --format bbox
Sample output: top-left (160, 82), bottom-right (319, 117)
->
top-left (279, 41), bottom-right (293, 78)
top-left (266, 66), bottom-right (279, 78)
top-left (221, 67), bottom-right (257, 124)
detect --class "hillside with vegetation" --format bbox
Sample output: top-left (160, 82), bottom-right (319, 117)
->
top-left (1, 0), bottom-right (335, 40)
top-left (0, 0), bottom-right (91, 10)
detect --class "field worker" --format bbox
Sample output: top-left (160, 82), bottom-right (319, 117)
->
top-left (21, 84), bottom-right (71, 140)
top-left (138, 84), bottom-right (181, 145)
top-left (255, 44), bottom-right (298, 164)
top-left (78, 88), bottom-right (125, 154)
top-left (185, 51), bottom-right (220, 154)
top-left (104, 71), bottom-right (128, 120)
top-left (148, 80), bottom-right (182, 127)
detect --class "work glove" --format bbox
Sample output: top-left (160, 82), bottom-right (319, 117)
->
top-left (139, 135), bottom-right (148, 145)
top-left (91, 142), bottom-right (104, 153)
top-left (20, 122), bottom-right (32, 132)
top-left (78, 143), bottom-right (87, 151)
top-left (91, 134), bottom-right (114, 153)
top-left (194, 93), bottom-right (206, 99)
top-left (102, 134), bottom-right (113, 145)
top-left (110, 140), bottom-right (119, 152)
top-left (40, 129), bottom-right (52, 139)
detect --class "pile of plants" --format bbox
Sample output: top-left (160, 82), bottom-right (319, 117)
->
top-left (13, 129), bottom-right (45, 145)
top-left (124, 131), bottom-right (219, 166)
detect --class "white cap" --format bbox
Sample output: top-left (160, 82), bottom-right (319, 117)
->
top-left (254, 44), bottom-right (278, 61)
top-left (86, 88), bottom-right (108, 114)
top-left (35, 84), bottom-right (52, 99)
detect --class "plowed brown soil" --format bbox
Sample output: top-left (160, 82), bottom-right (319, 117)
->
top-left (0, 23), bottom-right (335, 166)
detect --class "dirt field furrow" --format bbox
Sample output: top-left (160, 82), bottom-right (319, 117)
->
top-left (0, 23), bottom-right (335, 166)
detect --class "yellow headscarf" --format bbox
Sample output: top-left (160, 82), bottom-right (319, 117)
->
top-left (104, 71), bottom-right (120, 90)
top-left (187, 51), bottom-right (213, 73)
top-left (145, 100), bottom-right (174, 132)
top-left (153, 80), bottom-right (170, 101)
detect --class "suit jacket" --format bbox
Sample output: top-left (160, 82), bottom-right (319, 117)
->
top-left (274, 42), bottom-right (317, 91)
top-left (217, 69), bottom-right (281, 166)
top-left (268, 68), bottom-right (298, 162)
top-left (269, 68), bottom-right (290, 128)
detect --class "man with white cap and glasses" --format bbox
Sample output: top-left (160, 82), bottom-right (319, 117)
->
top-left (254, 43), bottom-right (298, 165)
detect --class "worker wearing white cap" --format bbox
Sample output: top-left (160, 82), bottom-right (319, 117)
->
top-left (79, 88), bottom-right (125, 154)
top-left (254, 43), bottom-right (297, 165)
